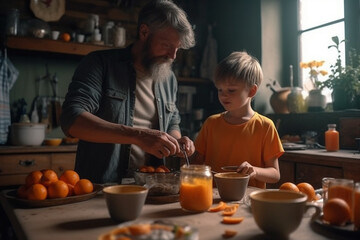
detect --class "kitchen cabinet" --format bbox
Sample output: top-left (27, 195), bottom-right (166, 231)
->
top-left (267, 149), bottom-right (360, 189)
top-left (0, 145), bottom-right (77, 187)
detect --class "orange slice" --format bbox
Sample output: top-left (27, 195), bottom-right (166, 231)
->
top-left (222, 229), bottom-right (237, 238)
top-left (208, 201), bottom-right (227, 212)
top-left (222, 216), bottom-right (244, 224)
top-left (222, 204), bottom-right (239, 216)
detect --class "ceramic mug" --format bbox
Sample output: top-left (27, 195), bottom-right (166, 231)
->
top-left (250, 190), bottom-right (321, 238)
top-left (103, 185), bottom-right (148, 222)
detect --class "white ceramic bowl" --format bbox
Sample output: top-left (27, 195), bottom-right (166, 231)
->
top-left (250, 190), bottom-right (321, 238)
top-left (214, 172), bottom-right (249, 201)
top-left (11, 123), bottom-right (47, 146)
top-left (103, 185), bottom-right (148, 222)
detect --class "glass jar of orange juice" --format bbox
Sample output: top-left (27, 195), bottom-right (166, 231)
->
top-left (328, 178), bottom-right (354, 221)
top-left (179, 164), bottom-right (213, 212)
top-left (325, 124), bottom-right (339, 152)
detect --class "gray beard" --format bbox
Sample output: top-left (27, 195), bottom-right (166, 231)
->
top-left (149, 60), bottom-right (173, 82)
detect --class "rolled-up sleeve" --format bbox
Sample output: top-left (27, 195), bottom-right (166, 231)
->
top-left (60, 52), bottom-right (104, 136)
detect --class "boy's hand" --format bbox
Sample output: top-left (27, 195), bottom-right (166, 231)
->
top-left (237, 161), bottom-right (257, 178)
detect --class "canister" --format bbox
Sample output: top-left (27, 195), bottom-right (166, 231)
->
top-left (179, 164), bottom-right (213, 212)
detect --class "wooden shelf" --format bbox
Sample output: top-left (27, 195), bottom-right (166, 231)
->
top-left (5, 36), bottom-right (211, 84)
top-left (6, 36), bottom-right (112, 56)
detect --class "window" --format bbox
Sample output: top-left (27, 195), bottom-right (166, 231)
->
top-left (298, 0), bottom-right (345, 102)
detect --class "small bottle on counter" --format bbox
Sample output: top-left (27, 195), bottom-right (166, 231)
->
top-left (325, 124), bottom-right (339, 152)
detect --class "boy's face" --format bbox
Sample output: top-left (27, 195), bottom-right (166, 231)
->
top-left (215, 81), bottom-right (252, 111)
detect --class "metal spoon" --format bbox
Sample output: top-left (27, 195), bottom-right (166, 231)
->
top-left (181, 145), bottom-right (190, 166)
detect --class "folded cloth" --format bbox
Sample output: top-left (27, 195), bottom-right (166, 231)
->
top-left (0, 48), bottom-right (19, 144)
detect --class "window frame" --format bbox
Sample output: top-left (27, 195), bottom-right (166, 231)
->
top-left (281, 0), bottom-right (360, 88)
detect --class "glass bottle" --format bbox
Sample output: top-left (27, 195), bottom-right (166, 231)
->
top-left (6, 9), bottom-right (19, 35)
top-left (179, 164), bottom-right (213, 212)
top-left (325, 124), bottom-right (339, 151)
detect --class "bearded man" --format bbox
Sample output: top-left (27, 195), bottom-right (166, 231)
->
top-left (60, 0), bottom-right (195, 184)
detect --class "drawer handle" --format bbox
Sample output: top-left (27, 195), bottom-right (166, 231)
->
top-left (19, 160), bottom-right (35, 167)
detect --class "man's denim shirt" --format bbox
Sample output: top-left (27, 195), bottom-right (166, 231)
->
top-left (60, 45), bottom-right (181, 184)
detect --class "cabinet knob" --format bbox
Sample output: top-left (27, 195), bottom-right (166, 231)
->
top-left (19, 159), bottom-right (35, 167)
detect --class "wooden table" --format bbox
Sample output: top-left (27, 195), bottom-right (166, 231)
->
top-left (0, 187), bottom-right (357, 240)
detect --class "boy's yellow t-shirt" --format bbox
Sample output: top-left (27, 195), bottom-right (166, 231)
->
top-left (194, 112), bottom-right (284, 189)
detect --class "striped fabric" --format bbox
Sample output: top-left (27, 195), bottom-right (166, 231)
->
top-left (0, 49), bottom-right (19, 144)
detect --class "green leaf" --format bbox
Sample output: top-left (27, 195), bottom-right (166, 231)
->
top-left (332, 36), bottom-right (339, 45)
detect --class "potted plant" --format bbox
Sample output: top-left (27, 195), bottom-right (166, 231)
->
top-left (317, 36), bottom-right (360, 110)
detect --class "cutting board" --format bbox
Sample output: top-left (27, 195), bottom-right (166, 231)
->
top-left (339, 118), bottom-right (360, 149)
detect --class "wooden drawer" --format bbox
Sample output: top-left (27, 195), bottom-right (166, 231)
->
top-left (51, 153), bottom-right (76, 177)
top-left (0, 154), bottom-right (51, 175)
top-left (295, 163), bottom-right (343, 189)
top-left (0, 152), bottom-right (76, 187)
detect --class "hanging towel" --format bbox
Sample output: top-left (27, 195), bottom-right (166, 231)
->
top-left (0, 49), bottom-right (19, 144)
top-left (200, 25), bottom-right (218, 82)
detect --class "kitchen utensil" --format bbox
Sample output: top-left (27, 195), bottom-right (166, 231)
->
top-left (250, 190), bottom-right (321, 238)
top-left (214, 172), bottom-right (249, 201)
top-left (181, 144), bottom-right (190, 166)
top-left (103, 185), bottom-right (148, 222)
top-left (133, 169), bottom-right (177, 186)
top-left (144, 172), bottom-right (180, 196)
top-left (10, 123), bottom-right (47, 146)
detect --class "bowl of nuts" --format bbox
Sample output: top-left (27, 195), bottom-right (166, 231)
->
top-left (134, 165), bottom-right (180, 196)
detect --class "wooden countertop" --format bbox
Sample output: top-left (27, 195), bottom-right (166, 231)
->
top-left (0, 145), bottom-right (77, 154)
top-left (284, 149), bottom-right (360, 160)
top-left (0, 187), bottom-right (355, 240)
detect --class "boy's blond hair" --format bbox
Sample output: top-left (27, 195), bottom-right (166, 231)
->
top-left (214, 51), bottom-right (263, 87)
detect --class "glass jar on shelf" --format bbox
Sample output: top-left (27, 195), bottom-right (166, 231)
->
top-left (287, 87), bottom-right (307, 113)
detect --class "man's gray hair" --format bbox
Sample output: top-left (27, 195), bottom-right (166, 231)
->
top-left (137, 0), bottom-right (195, 49)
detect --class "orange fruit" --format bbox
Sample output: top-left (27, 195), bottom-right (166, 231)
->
top-left (25, 170), bottom-right (43, 187)
top-left (279, 182), bottom-right (300, 192)
top-left (139, 166), bottom-right (148, 172)
top-left (27, 183), bottom-right (47, 200)
top-left (59, 170), bottom-right (80, 186)
top-left (146, 166), bottom-right (155, 173)
top-left (297, 182), bottom-right (316, 202)
top-left (323, 198), bottom-right (351, 226)
top-left (40, 169), bottom-right (59, 187)
top-left (157, 165), bottom-right (170, 172)
top-left (67, 183), bottom-right (75, 197)
top-left (17, 185), bottom-right (28, 199)
top-left (155, 167), bottom-right (166, 173)
top-left (74, 179), bottom-right (94, 195)
top-left (61, 33), bottom-right (71, 42)
top-left (48, 180), bottom-right (69, 199)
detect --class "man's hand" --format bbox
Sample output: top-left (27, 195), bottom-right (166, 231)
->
top-left (176, 136), bottom-right (195, 158)
top-left (134, 128), bottom-right (180, 159)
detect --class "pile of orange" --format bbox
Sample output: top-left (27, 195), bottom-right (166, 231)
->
top-left (279, 181), bottom-right (318, 202)
top-left (17, 169), bottom-right (93, 200)
top-left (139, 165), bottom-right (170, 173)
